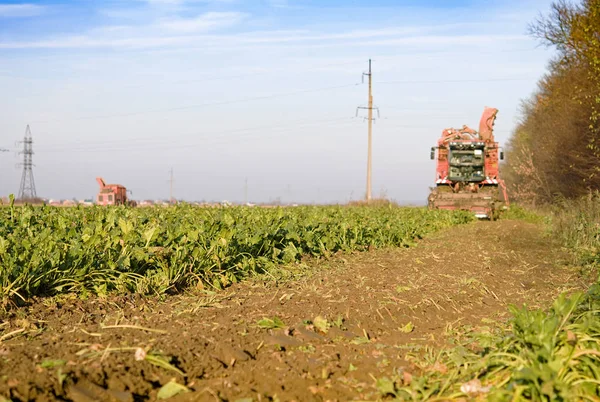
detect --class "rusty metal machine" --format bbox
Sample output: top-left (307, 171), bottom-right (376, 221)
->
top-left (95, 177), bottom-right (136, 206)
top-left (428, 107), bottom-right (509, 219)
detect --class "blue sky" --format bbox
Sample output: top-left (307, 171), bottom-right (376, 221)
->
top-left (0, 0), bottom-right (555, 203)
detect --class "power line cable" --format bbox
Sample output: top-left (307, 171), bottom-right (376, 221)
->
top-left (37, 117), bottom-right (357, 153)
top-left (38, 116), bottom-right (354, 150)
top-left (40, 116), bottom-right (354, 148)
top-left (31, 83), bottom-right (361, 124)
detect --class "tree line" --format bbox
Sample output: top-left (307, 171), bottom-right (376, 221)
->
top-left (503, 0), bottom-right (600, 205)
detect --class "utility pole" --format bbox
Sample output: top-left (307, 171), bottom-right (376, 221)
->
top-left (17, 125), bottom-right (37, 200)
top-left (366, 59), bottom-right (373, 202)
top-left (168, 168), bottom-right (174, 203)
top-left (244, 177), bottom-right (248, 204)
top-left (356, 59), bottom-right (379, 202)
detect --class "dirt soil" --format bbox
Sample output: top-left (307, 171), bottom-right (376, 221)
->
top-left (0, 220), bottom-right (592, 402)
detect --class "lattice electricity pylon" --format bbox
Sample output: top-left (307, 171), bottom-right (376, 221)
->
top-left (17, 125), bottom-right (37, 200)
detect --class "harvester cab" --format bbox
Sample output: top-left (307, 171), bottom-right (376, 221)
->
top-left (428, 107), bottom-right (509, 219)
top-left (447, 141), bottom-right (486, 182)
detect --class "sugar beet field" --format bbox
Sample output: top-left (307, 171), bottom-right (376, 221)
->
top-left (0, 202), bottom-right (473, 302)
top-left (1, 202), bottom-right (599, 401)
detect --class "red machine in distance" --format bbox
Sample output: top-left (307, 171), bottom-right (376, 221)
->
top-left (95, 177), bottom-right (136, 206)
top-left (428, 107), bottom-right (509, 219)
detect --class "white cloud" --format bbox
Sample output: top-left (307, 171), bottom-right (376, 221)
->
top-left (0, 19), bottom-right (518, 50)
top-left (0, 3), bottom-right (44, 17)
top-left (0, 31), bottom-right (530, 50)
top-left (160, 11), bottom-right (246, 32)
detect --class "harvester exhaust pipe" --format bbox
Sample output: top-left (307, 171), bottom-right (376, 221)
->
top-left (96, 177), bottom-right (106, 189)
top-left (478, 107), bottom-right (499, 142)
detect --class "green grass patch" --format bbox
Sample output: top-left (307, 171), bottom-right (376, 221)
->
top-left (551, 193), bottom-right (600, 266)
top-left (499, 204), bottom-right (548, 224)
top-left (381, 283), bottom-right (600, 401)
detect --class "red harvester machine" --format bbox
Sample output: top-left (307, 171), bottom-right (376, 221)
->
top-left (428, 106), bottom-right (509, 219)
top-left (95, 177), bottom-right (136, 206)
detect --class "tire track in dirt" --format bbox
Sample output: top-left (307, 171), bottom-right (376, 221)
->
top-left (0, 220), bottom-right (590, 401)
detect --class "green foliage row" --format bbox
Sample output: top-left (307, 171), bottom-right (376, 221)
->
top-left (0, 198), bottom-right (473, 302)
top-left (380, 285), bottom-right (600, 401)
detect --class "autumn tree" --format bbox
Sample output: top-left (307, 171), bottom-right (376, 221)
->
top-left (503, 0), bottom-right (600, 204)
